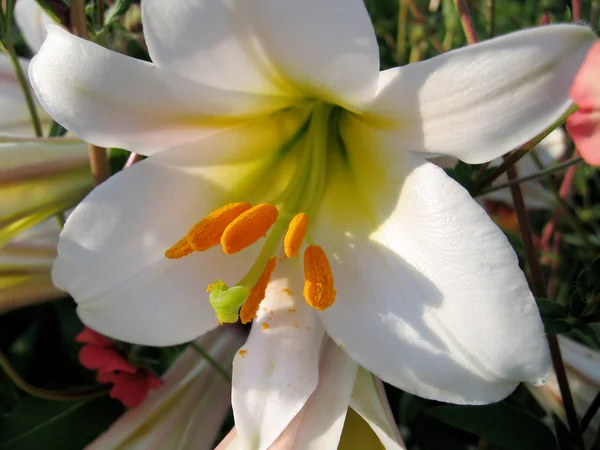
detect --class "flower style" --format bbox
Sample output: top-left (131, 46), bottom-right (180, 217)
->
top-left (567, 41), bottom-right (600, 166)
top-left (76, 327), bottom-right (162, 408)
top-left (0, 0), bottom-right (54, 136)
top-left (86, 328), bottom-right (244, 450)
top-left (29, 0), bottom-right (596, 447)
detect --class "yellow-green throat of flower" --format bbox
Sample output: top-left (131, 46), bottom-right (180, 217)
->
top-left (164, 103), bottom-right (339, 324)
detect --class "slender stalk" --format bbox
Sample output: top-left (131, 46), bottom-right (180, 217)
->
top-left (476, 157), bottom-right (583, 196)
top-left (454, 0), bottom-right (478, 44)
top-left (584, 391), bottom-right (600, 432)
top-left (539, 149), bottom-right (583, 250)
top-left (592, 1), bottom-right (599, 27)
top-left (572, 0), bottom-right (581, 21)
top-left (404, 0), bottom-right (445, 53)
top-left (485, 0), bottom-right (495, 38)
top-left (190, 342), bottom-right (232, 383)
top-left (503, 160), bottom-right (584, 448)
top-left (88, 144), bottom-right (111, 184)
top-left (1, 17), bottom-right (43, 137)
top-left (474, 107), bottom-right (577, 194)
top-left (97, 0), bottom-right (105, 24)
top-left (397, 0), bottom-right (408, 63)
top-left (70, 0), bottom-right (110, 185)
top-left (0, 351), bottom-right (109, 401)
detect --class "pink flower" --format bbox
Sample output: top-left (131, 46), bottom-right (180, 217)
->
top-left (76, 327), bottom-right (162, 408)
top-left (567, 41), bottom-right (600, 166)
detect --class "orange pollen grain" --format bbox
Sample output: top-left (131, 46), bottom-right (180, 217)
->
top-left (164, 238), bottom-right (194, 259)
top-left (221, 203), bottom-right (278, 255)
top-left (303, 245), bottom-right (336, 311)
top-left (187, 202), bottom-right (252, 252)
top-left (240, 257), bottom-right (277, 324)
top-left (284, 213), bottom-right (309, 258)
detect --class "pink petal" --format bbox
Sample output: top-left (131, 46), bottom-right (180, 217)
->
top-left (571, 41), bottom-right (600, 112)
top-left (79, 345), bottom-right (137, 374)
top-left (567, 110), bottom-right (600, 166)
top-left (97, 371), bottom-right (119, 384)
top-left (75, 327), bottom-right (113, 347)
top-left (109, 371), bottom-right (163, 408)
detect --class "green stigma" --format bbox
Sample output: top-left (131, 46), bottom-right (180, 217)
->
top-left (208, 281), bottom-right (250, 324)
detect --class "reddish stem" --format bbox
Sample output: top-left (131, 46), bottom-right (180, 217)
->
top-left (572, 0), bottom-right (582, 21)
top-left (454, 0), bottom-right (478, 44)
top-left (539, 150), bottom-right (580, 250)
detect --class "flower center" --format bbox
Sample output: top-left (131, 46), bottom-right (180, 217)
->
top-left (165, 103), bottom-right (339, 324)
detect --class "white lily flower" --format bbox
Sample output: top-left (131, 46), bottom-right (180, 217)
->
top-left (86, 327), bottom-right (244, 450)
top-left (529, 336), bottom-right (600, 447)
top-left (0, 0), bottom-right (54, 136)
top-left (28, 1), bottom-right (596, 447)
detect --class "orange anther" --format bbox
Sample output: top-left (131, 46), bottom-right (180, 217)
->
top-left (240, 257), bottom-right (277, 324)
top-left (187, 202), bottom-right (252, 252)
top-left (303, 245), bottom-right (336, 311)
top-left (284, 213), bottom-right (309, 258)
top-left (164, 238), bottom-right (193, 259)
top-left (221, 204), bottom-right (278, 255)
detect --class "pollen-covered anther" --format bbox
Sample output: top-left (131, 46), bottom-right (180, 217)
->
top-left (303, 245), bottom-right (336, 311)
top-left (240, 257), bottom-right (277, 324)
top-left (284, 213), bottom-right (309, 258)
top-left (164, 202), bottom-right (252, 259)
top-left (164, 238), bottom-right (193, 259)
top-left (221, 203), bottom-right (279, 255)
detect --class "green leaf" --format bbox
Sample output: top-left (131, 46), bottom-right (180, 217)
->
top-left (398, 392), bottom-right (426, 425)
top-left (430, 403), bottom-right (558, 450)
top-left (0, 396), bottom-right (122, 450)
top-left (535, 298), bottom-right (576, 335)
top-left (104, 0), bottom-right (134, 27)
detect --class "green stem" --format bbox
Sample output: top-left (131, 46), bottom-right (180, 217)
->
top-left (473, 106), bottom-right (577, 194)
top-left (190, 342), bottom-right (232, 383)
top-left (0, 351), bottom-right (109, 401)
top-left (2, 38), bottom-right (43, 137)
top-left (476, 157), bottom-right (584, 196)
top-left (397, 0), bottom-right (408, 63)
top-left (502, 159), bottom-right (584, 449)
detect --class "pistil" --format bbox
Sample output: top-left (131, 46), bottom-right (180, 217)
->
top-left (164, 103), bottom-right (339, 324)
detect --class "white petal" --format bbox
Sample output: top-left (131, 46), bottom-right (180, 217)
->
top-left (242, 0), bottom-right (380, 109)
top-left (232, 262), bottom-right (326, 450)
top-left (270, 339), bottom-right (359, 450)
top-left (368, 25), bottom-right (596, 163)
top-left (0, 54), bottom-right (50, 136)
top-left (142, 0), bottom-right (285, 95)
top-left (53, 160), bottom-right (260, 345)
top-left (350, 369), bottom-right (406, 450)
top-left (87, 329), bottom-right (244, 450)
top-left (29, 27), bottom-right (291, 155)
top-left (313, 125), bottom-right (550, 404)
top-left (14, 0), bottom-right (55, 54)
